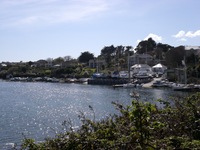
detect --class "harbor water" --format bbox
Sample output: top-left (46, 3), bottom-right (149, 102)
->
top-left (0, 80), bottom-right (189, 149)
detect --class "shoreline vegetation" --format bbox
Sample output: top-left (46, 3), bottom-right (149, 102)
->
top-left (20, 92), bottom-right (200, 149)
top-left (1, 43), bottom-right (200, 85)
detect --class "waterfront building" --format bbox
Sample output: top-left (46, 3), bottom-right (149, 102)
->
top-left (185, 46), bottom-right (200, 57)
top-left (130, 64), bottom-right (152, 75)
top-left (152, 63), bottom-right (167, 75)
top-left (89, 58), bottom-right (106, 70)
top-left (129, 53), bottom-right (153, 66)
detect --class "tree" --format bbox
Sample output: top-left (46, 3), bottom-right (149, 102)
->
top-left (154, 47), bottom-right (163, 60)
top-left (53, 57), bottom-right (64, 65)
top-left (135, 38), bottom-right (156, 54)
top-left (101, 45), bottom-right (116, 66)
top-left (157, 43), bottom-right (174, 53)
top-left (116, 45), bottom-right (125, 58)
top-left (186, 53), bottom-right (199, 65)
top-left (165, 46), bottom-right (185, 68)
top-left (78, 51), bottom-right (94, 63)
top-left (154, 43), bottom-right (174, 60)
top-left (101, 45), bottom-right (115, 56)
top-left (125, 46), bottom-right (132, 51)
top-left (63, 56), bottom-right (72, 61)
top-left (119, 58), bottom-right (125, 68)
top-left (28, 61), bottom-right (33, 66)
top-left (125, 46), bottom-right (133, 61)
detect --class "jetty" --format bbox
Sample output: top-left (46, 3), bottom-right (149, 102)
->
top-left (88, 78), bottom-right (128, 85)
top-left (142, 77), bottom-right (163, 88)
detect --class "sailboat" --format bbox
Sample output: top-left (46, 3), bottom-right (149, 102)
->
top-left (172, 58), bottom-right (200, 92)
top-left (172, 58), bottom-right (187, 91)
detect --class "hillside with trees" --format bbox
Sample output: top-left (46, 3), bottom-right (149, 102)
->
top-left (0, 38), bottom-right (200, 83)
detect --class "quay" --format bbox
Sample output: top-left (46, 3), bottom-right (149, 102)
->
top-left (142, 77), bottom-right (165, 88)
top-left (112, 84), bottom-right (124, 88)
top-left (88, 78), bottom-right (128, 85)
top-left (87, 77), bottom-right (163, 88)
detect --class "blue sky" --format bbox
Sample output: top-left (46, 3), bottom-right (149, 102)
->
top-left (0, 0), bottom-right (200, 62)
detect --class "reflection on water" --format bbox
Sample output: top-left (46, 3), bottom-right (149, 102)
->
top-left (0, 81), bottom-right (191, 148)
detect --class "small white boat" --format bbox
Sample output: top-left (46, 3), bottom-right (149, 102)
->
top-left (78, 78), bottom-right (89, 84)
top-left (172, 84), bottom-right (200, 92)
top-left (152, 80), bottom-right (168, 87)
top-left (123, 83), bottom-right (136, 88)
top-left (130, 91), bottom-right (140, 98)
top-left (123, 83), bottom-right (143, 88)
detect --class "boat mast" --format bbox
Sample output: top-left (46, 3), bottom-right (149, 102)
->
top-left (145, 45), bottom-right (147, 64)
top-left (96, 57), bottom-right (99, 73)
top-left (182, 56), bottom-right (187, 84)
top-left (128, 50), bottom-right (130, 82)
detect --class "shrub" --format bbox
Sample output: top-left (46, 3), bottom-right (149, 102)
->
top-left (21, 93), bottom-right (200, 149)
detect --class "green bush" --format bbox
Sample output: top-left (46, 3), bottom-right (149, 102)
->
top-left (21, 93), bottom-right (200, 149)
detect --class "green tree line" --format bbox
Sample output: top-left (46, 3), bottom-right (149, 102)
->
top-left (1, 38), bottom-right (200, 81)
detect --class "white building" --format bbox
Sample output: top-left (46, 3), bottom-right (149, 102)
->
top-left (185, 46), bottom-right (200, 57)
top-left (89, 59), bottom-right (106, 70)
top-left (131, 64), bottom-right (152, 74)
top-left (129, 53), bottom-right (153, 66)
top-left (152, 63), bottom-right (167, 74)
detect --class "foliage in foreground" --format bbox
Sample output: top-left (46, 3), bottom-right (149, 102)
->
top-left (21, 93), bottom-right (200, 149)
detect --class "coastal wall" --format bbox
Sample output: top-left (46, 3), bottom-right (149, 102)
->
top-left (88, 78), bottom-right (128, 85)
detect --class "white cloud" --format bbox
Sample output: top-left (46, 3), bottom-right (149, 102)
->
top-left (185, 30), bottom-right (200, 38)
top-left (144, 33), bottom-right (162, 42)
top-left (173, 30), bottom-right (185, 38)
top-left (173, 30), bottom-right (200, 39)
top-left (135, 34), bottom-right (162, 47)
top-left (0, 0), bottom-right (112, 27)
top-left (185, 31), bottom-right (193, 38)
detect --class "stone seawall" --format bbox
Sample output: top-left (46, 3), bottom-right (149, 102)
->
top-left (88, 78), bottom-right (128, 85)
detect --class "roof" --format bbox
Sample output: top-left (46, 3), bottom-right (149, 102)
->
top-left (185, 46), bottom-right (200, 50)
top-left (152, 63), bottom-right (167, 69)
top-left (1, 63), bottom-right (7, 67)
top-left (131, 64), bottom-right (151, 69)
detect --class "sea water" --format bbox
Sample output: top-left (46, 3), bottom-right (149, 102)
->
top-left (0, 80), bottom-right (187, 149)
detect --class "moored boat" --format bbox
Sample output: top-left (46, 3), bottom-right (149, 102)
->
top-left (172, 84), bottom-right (200, 92)
top-left (130, 91), bottom-right (140, 98)
top-left (123, 83), bottom-right (137, 88)
top-left (151, 80), bottom-right (168, 87)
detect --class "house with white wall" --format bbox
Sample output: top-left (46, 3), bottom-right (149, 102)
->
top-left (129, 53), bottom-right (153, 66)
